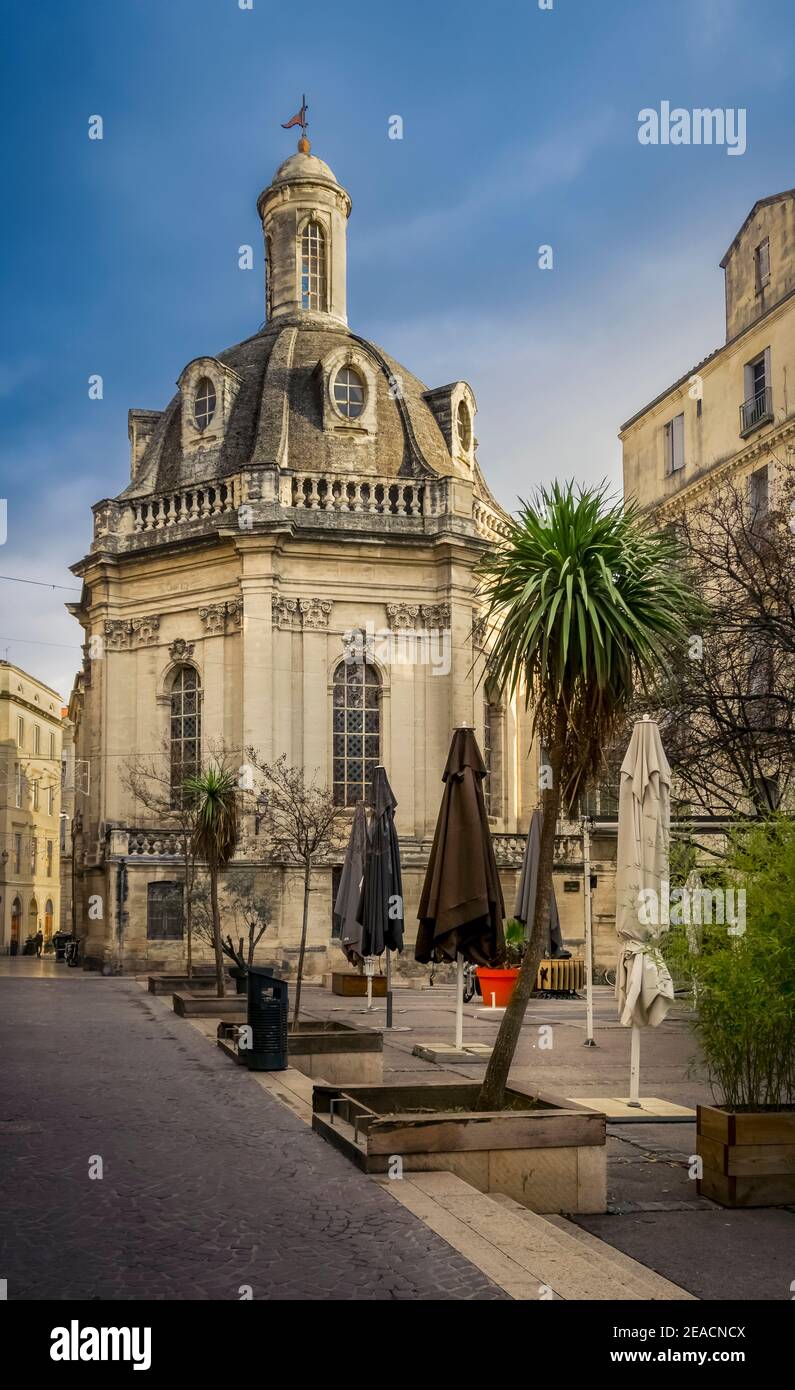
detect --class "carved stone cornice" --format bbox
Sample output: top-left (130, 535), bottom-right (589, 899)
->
top-left (131, 614), bottom-right (160, 647)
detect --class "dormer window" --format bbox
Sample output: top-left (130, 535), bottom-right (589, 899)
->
top-left (301, 221), bottom-right (326, 310)
top-left (194, 377), bottom-right (216, 431)
top-left (333, 366), bottom-right (365, 419)
top-left (457, 399), bottom-right (472, 451)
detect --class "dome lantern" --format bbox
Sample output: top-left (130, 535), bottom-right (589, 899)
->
top-left (257, 133), bottom-right (351, 327)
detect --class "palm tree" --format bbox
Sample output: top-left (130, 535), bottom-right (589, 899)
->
top-left (475, 482), bottom-right (695, 1109)
top-left (184, 762), bottom-right (240, 998)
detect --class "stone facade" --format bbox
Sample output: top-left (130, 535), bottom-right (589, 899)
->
top-left (0, 662), bottom-right (63, 951)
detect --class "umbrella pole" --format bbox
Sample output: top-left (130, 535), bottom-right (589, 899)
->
top-left (385, 949), bottom-right (393, 1029)
top-left (583, 816), bottom-right (596, 1047)
top-left (455, 953), bottom-right (464, 1051)
top-left (629, 1024), bottom-right (641, 1105)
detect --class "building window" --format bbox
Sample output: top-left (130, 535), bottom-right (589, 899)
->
top-left (33, 724), bottom-right (41, 755)
top-left (333, 366), bottom-right (365, 419)
top-left (46, 841), bottom-right (53, 877)
top-left (300, 221), bottom-right (326, 311)
top-left (49, 731), bottom-right (56, 759)
top-left (15, 764), bottom-right (22, 808)
top-left (457, 399), bottom-right (472, 451)
top-left (170, 666), bottom-right (201, 805)
top-left (17, 715), bottom-right (24, 747)
top-left (14, 834), bottom-right (21, 874)
top-left (483, 697), bottom-right (494, 815)
top-left (11, 897), bottom-right (22, 943)
top-left (664, 413), bottom-right (685, 474)
top-left (31, 837), bottom-right (37, 873)
top-left (47, 784), bottom-right (55, 816)
top-left (741, 350), bottom-right (772, 434)
top-left (45, 898), bottom-right (54, 937)
top-left (193, 377), bottom-right (216, 431)
top-left (749, 465), bottom-right (770, 524)
top-left (332, 658), bottom-right (380, 807)
top-left (147, 881), bottom-right (184, 940)
top-left (32, 780), bottom-right (39, 812)
top-left (755, 237), bottom-right (770, 293)
top-left (265, 235), bottom-right (273, 319)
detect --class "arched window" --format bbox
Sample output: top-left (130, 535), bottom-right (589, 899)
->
top-left (44, 899), bottom-right (54, 939)
top-left (11, 897), bottom-right (22, 945)
top-left (332, 657), bottom-right (380, 806)
top-left (170, 666), bottom-right (201, 805)
top-left (194, 377), bottom-right (216, 432)
top-left (483, 693), bottom-right (499, 816)
top-left (300, 221), bottom-right (326, 311)
top-left (333, 366), bottom-right (365, 419)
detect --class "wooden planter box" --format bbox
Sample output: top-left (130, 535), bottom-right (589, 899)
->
top-left (149, 970), bottom-right (231, 996)
top-left (331, 972), bottom-right (386, 998)
top-left (313, 1081), bottom-right (606, 1214)
top-left (697, 1104), bottom-right (795, 1207)
top-left (172, 990), bottom-right (246, 1018)
top-left (217, 1018), bottom-right (383, 1084)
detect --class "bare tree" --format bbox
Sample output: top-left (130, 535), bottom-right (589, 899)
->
top-left (191, 868), bottom-right (272, 973)
top-left (248, 752), bottom-right (347, 1025)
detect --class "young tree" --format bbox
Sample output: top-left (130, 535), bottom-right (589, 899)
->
top-left (191, 868), bottom-right (272, 972)
top-left (248, 752), bottom-right (346, 1025)
top-left (184, 762), bottom-right (240, 998)
top-left (475, 482), bottom-right (693, 1109)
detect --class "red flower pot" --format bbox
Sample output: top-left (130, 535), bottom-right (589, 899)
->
top-left (476, 966), bottom-right (520, 1009)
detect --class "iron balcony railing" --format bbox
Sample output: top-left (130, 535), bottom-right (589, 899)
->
top-left (740, 385), bottom-right (773, 436)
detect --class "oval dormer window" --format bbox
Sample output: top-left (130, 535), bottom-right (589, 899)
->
top-left (457, 399), bottom-right (471, 452)
top-left (194, 377), bottom-right (217, 432)
top-left (333, 366), bottom-right (365, 420)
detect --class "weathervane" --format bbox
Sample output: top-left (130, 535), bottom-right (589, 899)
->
top-left (281, 95), bottom-right (310, 152)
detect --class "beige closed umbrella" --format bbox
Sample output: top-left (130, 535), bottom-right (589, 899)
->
top-left (615, 716), bottom-right (674, 1105)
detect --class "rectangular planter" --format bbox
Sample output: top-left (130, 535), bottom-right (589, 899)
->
top-left (332, 972), bottom-right (386, 998)
top-left (149, 970), bottom-right (231, 996)
top-left (697, 1104), bottom-right (795, 1207)
top-left (216, 1018), bottom-right (383, 1084)
top-left (172, 991), bottom-right (246, 1018)
top-left (313, 1081), bottom-right (606, 1214)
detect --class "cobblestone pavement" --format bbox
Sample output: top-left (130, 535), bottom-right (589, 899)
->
top-left (0, 972), bottom-right (504, 1301)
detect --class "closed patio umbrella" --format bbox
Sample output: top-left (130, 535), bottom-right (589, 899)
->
top-left (334, 801), bottom-right (369, 966)
top-left (615, 716), bottom-right (674, 1104)
top-left (357, 766), bottom-right (404, 1024)
top-left (416, 727), bottom-right (505, 1049)
top-left (514, 808), bottom-right (566, 956)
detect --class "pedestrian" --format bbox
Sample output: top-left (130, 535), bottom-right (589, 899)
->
top-left (35, 927), bottom-right (44, 958)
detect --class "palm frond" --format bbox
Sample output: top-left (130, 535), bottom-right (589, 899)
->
top-left (184, 762), bottom-right (240, 869)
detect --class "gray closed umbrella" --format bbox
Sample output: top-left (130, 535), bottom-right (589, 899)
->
top-left (334, 801), bottom-right (369, 965)
top-left (357, 766), bottom-right (404, 1025)
top-left (514, 808), bottom-right (565, 956)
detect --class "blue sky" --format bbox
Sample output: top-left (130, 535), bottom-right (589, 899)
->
top-left (1, 0), bottom-right (793, 696)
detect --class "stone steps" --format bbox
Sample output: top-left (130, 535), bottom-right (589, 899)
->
top-left (383, 1171), bottom-right (695, 1301)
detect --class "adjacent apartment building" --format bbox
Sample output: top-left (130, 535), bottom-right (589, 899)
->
top-left (0, 662), bottom-right (63, 952)
top-left (621, 189), bottom-right (795, 516)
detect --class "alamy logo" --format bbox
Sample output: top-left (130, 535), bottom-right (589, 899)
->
top-left (638, 102), bottom-right (746, 156)
top-left (50, 1320), bottom-right (151, 1371)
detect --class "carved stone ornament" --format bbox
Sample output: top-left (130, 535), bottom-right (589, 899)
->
top-left (386, 602), bottom-right (421, 630)
top-left (299, 597), bottom-right (334, 630)
top-left (169, 638), bottom-right (195, 661)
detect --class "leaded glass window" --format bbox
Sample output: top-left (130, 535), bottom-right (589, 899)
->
top-left (170, 666), bottom-right (201, 806)
top-left (332, 658), bottom-right (380, 807)
top-left (301, 221), bottom-right (326, 311)
top-left (333, 366), bottom-right (365, 419)
top-left (147, 881), bottom-right (184, 940)
top-left (194, 377), bottom-right (216, 431)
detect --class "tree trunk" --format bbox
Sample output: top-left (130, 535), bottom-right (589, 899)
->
top-left (292, 861), bottom-right (312, 1027)
top-left (210, 861), bottom-right (225, 999)
top-left (476, 711), bottom-right (566, 1110)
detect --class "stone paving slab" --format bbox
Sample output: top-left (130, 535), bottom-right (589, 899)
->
top-left (0, 975), bottom-right (505, 1301)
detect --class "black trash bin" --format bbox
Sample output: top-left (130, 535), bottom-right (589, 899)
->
top-left (243, 966), bottom-right (288, 1072)
top-left (52, 931), bottom-right (73, 962)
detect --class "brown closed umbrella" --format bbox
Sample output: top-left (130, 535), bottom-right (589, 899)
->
top-left (416, 727), bottom-right (505, 967)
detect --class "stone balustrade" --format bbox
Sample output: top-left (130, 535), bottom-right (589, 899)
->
top-left (473, 497), bottom-right (512, 542)
top-left (286, 472), bottom-right (426, 517)
top-left (129, 479), bottom-right (238, 534)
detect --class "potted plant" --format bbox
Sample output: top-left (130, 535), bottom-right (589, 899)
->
top-left (476, 919), bottom-right (525, 1007)
top-left (678, 820), bottom-right (795, 1207)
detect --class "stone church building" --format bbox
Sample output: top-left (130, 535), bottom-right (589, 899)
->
top-left (67, 139), bottom-right (600, 977)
